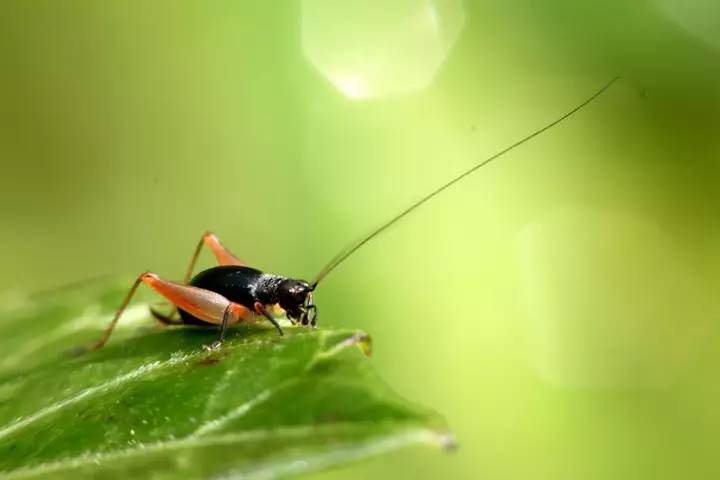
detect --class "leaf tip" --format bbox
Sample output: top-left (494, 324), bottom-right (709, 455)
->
top-left (318, 331), bottom-right (373, 359)
top-left (353, 331), bottom-right (372, 357)
top-left (437, 431), bottom-right (458, 451)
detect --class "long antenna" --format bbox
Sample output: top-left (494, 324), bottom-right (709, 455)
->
top-left (311, 77), bottom-right (620, 288)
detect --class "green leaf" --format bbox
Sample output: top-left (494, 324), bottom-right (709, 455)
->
top-left (0, 279), bottom-right (453, 479)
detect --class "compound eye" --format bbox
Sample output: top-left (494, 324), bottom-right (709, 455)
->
top-left (288, 284), bottom-right (307, 300)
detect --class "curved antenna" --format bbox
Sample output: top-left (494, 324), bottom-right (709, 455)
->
top-left (311, 77), bottom-right (620, 288)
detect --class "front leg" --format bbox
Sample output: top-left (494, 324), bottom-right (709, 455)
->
top-left (254, 302), bottom-right (284, 336)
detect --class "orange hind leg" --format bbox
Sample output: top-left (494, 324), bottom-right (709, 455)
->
top-left (183, 231), bottom-right (245, 284)
top-left (153, 231), bottom-right (248, 327)
top-left (78, 272), bottom-right (252, 353)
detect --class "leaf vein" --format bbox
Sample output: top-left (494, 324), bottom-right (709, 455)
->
top-left (2, 425), bottom-right (443, 479)
top-left (0, 353), bottom-right (191, 441)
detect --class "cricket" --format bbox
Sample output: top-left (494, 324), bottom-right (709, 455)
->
top-left (79, 77), bottom-right (619, 353)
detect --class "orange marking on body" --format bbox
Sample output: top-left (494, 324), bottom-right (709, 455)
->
top-left (230, 303), bottom-right (254, 323)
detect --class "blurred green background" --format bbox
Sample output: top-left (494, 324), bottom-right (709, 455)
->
top-left (2, 1), bottom-right (720, 478)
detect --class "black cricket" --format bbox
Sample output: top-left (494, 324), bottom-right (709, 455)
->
top-left (81, 78), bottom-right (619, 353)
top-left (180, 265), bottom-right (317, 330)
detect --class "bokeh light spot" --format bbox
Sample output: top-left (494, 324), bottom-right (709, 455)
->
top-left (301, 0), bottom-right (465, 100)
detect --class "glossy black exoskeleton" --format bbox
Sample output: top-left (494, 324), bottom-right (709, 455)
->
top-left (181, 265), bottom-right (317, 328)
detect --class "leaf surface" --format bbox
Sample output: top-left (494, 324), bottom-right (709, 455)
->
top-left (0, 280), bottom-right (452, 479)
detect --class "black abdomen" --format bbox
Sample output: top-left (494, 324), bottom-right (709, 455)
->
top-left (178, 265), bottom-right (263, 325)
